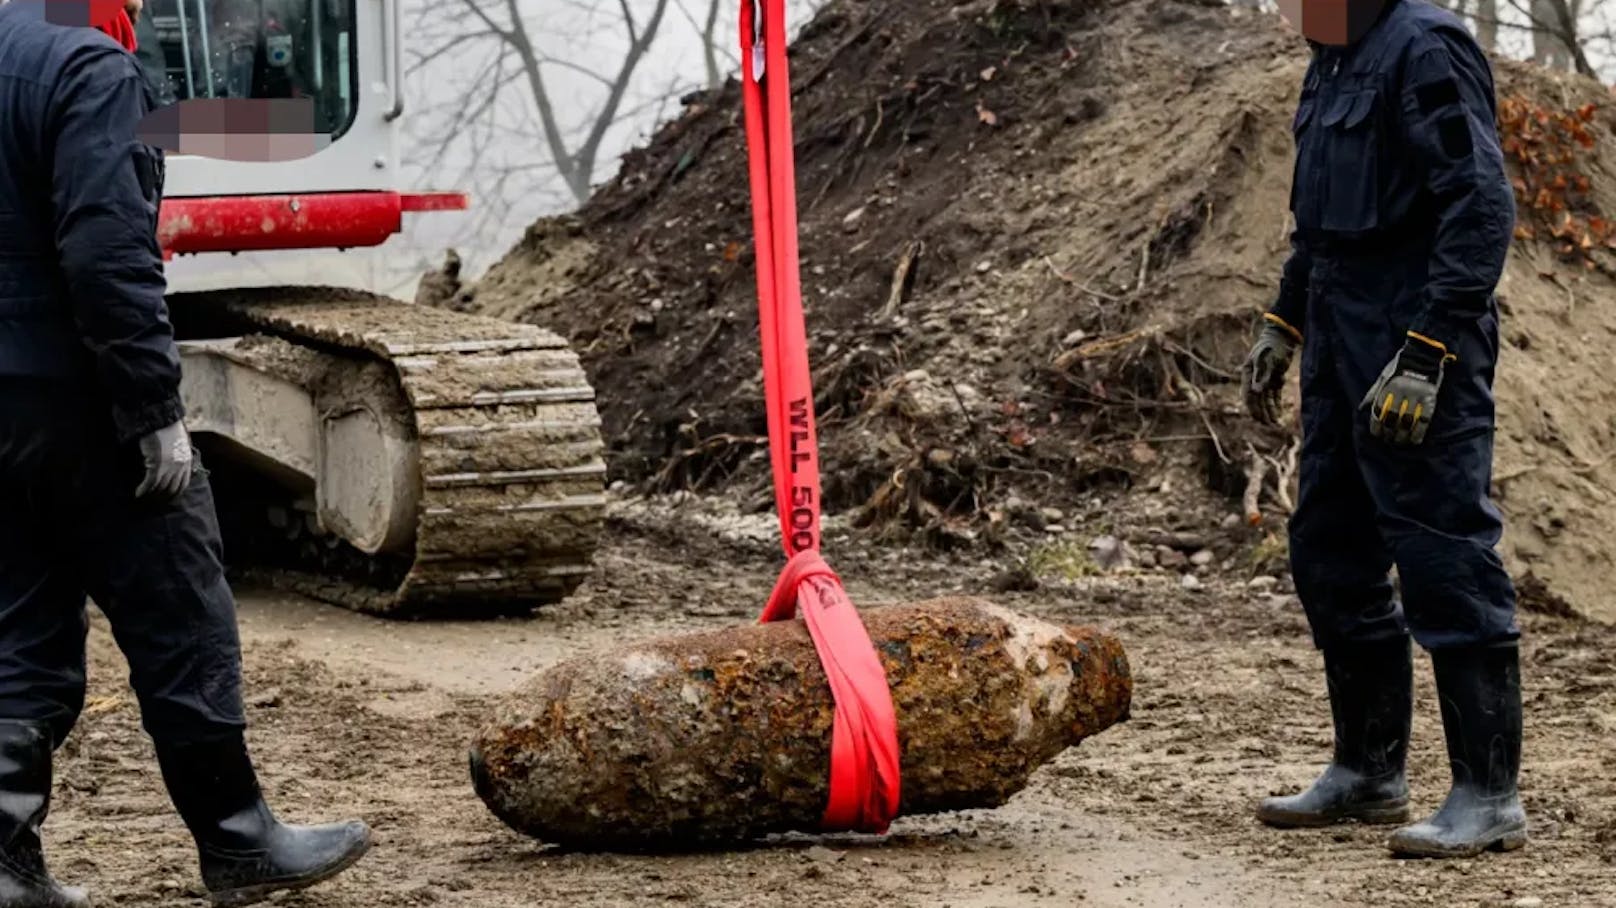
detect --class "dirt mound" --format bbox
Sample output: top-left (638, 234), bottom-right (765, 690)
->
top-left (467, 0), bottom-right (1616, 621)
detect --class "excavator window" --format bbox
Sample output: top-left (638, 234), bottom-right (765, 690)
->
top-left (134, 0), bottom-right (358, 140)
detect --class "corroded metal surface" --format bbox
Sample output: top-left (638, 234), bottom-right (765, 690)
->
top-left (175, 288), bottom-right (606, 615)
top-left (469, 597), bottom-right (1132, 849)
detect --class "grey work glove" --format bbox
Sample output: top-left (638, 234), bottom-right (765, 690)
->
top-left (1359, 333), bottom-right (1455, 446)
top-left (1241, 317), bottom-right (1300, 426)
top-left (136, 419), bottom-right (194, 499)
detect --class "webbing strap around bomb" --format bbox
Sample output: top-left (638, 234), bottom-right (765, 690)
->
top-left (739, 0), bottom-right (901, 834)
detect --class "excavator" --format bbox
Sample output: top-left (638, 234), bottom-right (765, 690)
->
top-left (137, 0), bottom-right (606, 616)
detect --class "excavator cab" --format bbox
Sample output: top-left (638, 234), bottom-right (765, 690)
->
top-left (135, 0), bottom-right (607, 617)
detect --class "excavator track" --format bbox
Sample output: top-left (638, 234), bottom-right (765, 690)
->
top-left (174, 288), bottom-right (606, 617)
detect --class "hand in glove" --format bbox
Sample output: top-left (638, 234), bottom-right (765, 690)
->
top-left (1241, 315), bottom-right (1301, 425)
top-left (136, 419), bottom-right (194, 499)
top-left (1359, 333), bottom-right (1456, 445)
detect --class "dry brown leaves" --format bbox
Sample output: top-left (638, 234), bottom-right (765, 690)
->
top-left (1498, 96), bottom-right (1612, 267)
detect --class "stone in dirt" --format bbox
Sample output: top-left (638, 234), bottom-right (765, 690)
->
top-left (468, 598), bottom-right (1131, 850)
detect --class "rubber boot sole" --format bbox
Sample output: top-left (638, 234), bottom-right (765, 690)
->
top-left (205, 830), bottom-right (373, 907)
top-left (1387, 823), bottom-right (1528, 859)
top-left (1257, 798), bottom-right (1411, 829)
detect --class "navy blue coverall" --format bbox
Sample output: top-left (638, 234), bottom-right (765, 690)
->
top-left (1274, 0), bottom-right (1518, 651)
top-left (0, 2), bottom-right (245, 747)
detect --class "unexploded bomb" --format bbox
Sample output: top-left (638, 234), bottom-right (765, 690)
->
top-left (469, 597), bottom-right (1132, 849)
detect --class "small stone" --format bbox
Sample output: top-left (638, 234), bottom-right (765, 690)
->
top-left (1040, 507), bottom-right (1065, 523)
top-left (1043, 524), bottom-right (1066, 535)
top-left (1221, 512), bottom-right (1241, 529)
top-left (248, 688), bottom-right (282, 709)
top-left (1190, 549), bottom-right (1215, 567)
top-left (976, 260), bottom-right (993, 273)
top-left (1180, 574), bottom-right (1202, 591)
top-left (1247, 575), bottom-right (1279, 591)
top-left (1015, 509), bottom-right (1047, 532)
top-left (1158, 547), bottom-right (1188, 569)
top-left (1088, 535), bottom-right (1132, 571)
top-left (1062, 329), bottom-right (1088, 347)
top-left (1513, 899), bottom-right (1543, 908)
top-left (805, 845), bottom-right (846, 865)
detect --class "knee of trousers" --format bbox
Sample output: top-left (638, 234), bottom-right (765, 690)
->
top-left (1288, 532), bottom-right (1405, 649)
top-left (126, 632), bottom-right (246, 743)
top-left (1387, 533), bottom-right (1518, 649)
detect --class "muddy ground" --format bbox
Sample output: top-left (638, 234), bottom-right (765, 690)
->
top-left (48, 496), bottom-right (1616, 907)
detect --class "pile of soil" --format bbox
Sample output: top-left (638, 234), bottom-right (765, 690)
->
top-left (464, 0), bottom-right (1616, 619)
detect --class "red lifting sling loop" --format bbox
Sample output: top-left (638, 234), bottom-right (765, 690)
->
top-left (739, 0), bottom-right (901, 833)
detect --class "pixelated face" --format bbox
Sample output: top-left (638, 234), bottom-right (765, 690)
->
top-left (1276, 0), bottom-right (1389, 46)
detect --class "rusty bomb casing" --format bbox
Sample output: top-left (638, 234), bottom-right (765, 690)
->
top-left (469, 597), bottom-right (1132, 849)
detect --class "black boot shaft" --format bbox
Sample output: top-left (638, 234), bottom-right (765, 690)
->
top-left (1325, 636), bottom-right (1413, 779)
top-left (155, 733), bottom-right (274, 851)
top-left (1432, 643), bottom-right (1522, 796)
top-left (0, 723), bottom-right (52, 878)
top-left (0, 721), bottom-right (89, 907)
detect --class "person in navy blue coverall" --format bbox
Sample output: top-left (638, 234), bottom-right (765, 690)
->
top-left (1242, 0), bottom-right (1525, 859)
top-left (0, 2), bottom-right (369, 903)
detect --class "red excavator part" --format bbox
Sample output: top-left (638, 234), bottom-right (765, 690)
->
top-left (158, 191), bottom-right (469, 257)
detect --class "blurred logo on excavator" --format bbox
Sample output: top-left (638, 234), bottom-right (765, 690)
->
top-left (1276, 0), bottom-right (1389, 46)
top-left (137, 98), bottom-right (330, 162)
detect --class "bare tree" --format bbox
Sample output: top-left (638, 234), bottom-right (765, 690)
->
top-left (1476, 0), bottom-right (1499, 51)
top-left (1461, 0), bottom-right (1598, 76)
top-left (1530, 0), bottom-right (1577, 68)
top-left (674, 0), bottom-right (732, 92)
top-left (410, 0), bottom-right (674, 207)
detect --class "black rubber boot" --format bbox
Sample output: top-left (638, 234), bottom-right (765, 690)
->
top-left (155, 734), bottom-right (371, 906)
top-left (0, 721), bottom-right (89, 908)
top-left (1257, 637), bottom-right (1412, 828)
top-left (1389, 643), bottom-right (1527, 858)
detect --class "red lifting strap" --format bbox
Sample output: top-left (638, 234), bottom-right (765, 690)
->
top-left (739, 0), bottom-right (901, 833)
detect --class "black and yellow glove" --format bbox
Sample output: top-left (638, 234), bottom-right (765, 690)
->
top-left (1241, 314), bottom-right (1301, 426)
top-left (1360, 332), bottom-right (1456, 445)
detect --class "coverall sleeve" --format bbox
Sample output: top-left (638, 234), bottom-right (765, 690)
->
top-left (48, 48), bottom-right (183, 444)
top-left (1266, 226), bottom-right (1310, 341)
top-left (1397, 30), bottom-right (1515, 347)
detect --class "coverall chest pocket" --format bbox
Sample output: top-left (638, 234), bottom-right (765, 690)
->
top-left (1316, 89), bottom-right (1381, 233)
